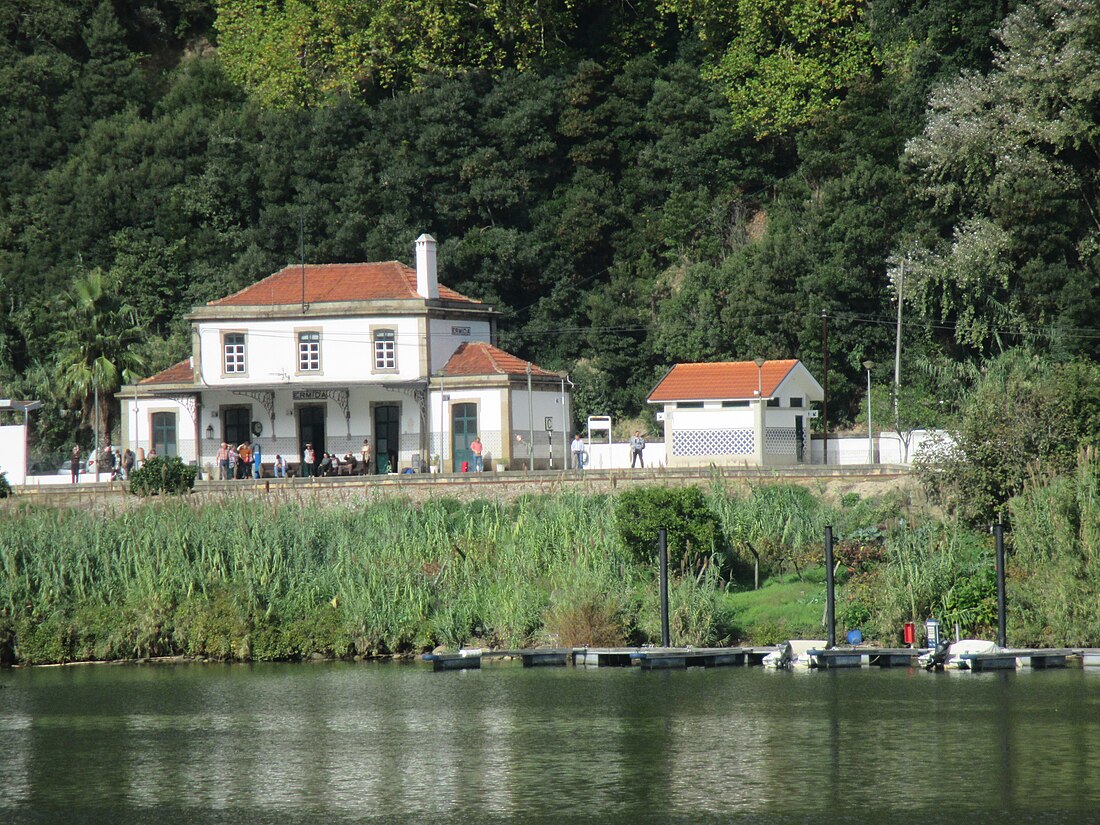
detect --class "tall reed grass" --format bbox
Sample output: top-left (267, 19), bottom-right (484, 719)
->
top-left (1008, 449), bottom-right (1100, 646)
top-left (0, 482), bottom-right (943, 663)
top-left (0, 492), bottom-right (658, 663)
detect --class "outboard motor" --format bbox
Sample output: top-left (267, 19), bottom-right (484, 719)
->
top-left (923, 637), bottom-right (951, 671)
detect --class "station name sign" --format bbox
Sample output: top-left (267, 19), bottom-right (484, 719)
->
top-left (292, 390), bottom-right (330, 400)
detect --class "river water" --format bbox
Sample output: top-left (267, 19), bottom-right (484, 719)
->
top-left (1, 661), bottom-right (1099, 824)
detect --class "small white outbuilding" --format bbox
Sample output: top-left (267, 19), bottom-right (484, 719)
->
top-left (647, 359), bottom-right (824, 467)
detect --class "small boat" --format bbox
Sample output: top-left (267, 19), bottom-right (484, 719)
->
top-left (919, 638), bottom-right (1000, 670)
top-left (762, 640), bottom-right (829, 669)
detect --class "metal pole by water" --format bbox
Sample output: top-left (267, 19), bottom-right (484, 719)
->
top-left (659, 527), bottom-right (670, 648)
top-left (995, 523), bottom-right (1006, 647)
top-left (824, 526), bottom-right (836, 647)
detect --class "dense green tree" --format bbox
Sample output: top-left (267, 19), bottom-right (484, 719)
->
top-left (914, 350), bottom-right (1100, 524)
top-left (661, 0), bottom-right (877, 136)
top-left (215, 0), bottom-right (593, 106)
top-left (54, 268), bottom-right (146, 445)
top-left (903, 0), bottom-right (1100, 359)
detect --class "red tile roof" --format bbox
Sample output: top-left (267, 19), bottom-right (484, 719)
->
top-left (441, 342), bottom-right (559, 378)
top-left (138, 359), bottom-right (194, 385)
top-left (648, 360), bottom-right (800, 402)
top-left (207, 262), bottom-right (481, 307)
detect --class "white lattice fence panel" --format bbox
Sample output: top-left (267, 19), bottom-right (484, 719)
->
top-left (672, 428), bottom-right (754, 457)
top-left (765, 428), bottom-right (799, 456)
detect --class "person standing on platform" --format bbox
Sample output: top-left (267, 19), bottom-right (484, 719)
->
top-left (251, 440), bottom-right (262, 479)
top-left (302, 443), bottom-right (315, 478)
top-left (70, 445), bottom-right (81, 484)
top-left (361, 439), bottom-right (372, 474)
top-left (236, 442), bottom-right (251, 479)
top-left (216, 442), bottom-right (229, 480)
top-left (470, 435), bottom-right (484, 472)
top-left (629, 430), bottom-right (646, 468)
top-left (571, 434), bottom-right (585, 470)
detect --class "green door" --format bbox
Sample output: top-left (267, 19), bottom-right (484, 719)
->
top-left (374, 404), bottom-right (400, 473)
top-left (452, 403), bottom-right (477, 472)
top-left (298, 406), bottom-right (326, 466)
top-left (223, 406), bottom-right (251, 448)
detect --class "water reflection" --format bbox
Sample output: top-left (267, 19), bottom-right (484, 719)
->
top-left (1, 663), bottom-right (1100, 823)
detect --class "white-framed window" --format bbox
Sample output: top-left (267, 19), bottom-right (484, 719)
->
top-left (373, 329), bottom-right (396, 371)
top-left (223, 333), bottom-right (246, 374)
top-left (298, 331), bottom-right (320, 371)
top-left (789, 397), bottom-right (804, 408)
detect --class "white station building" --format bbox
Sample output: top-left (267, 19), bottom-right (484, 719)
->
top-left (120, 235), bottom-right (570, 474)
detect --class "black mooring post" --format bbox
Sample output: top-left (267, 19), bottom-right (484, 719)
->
top-left (824, 526), bottom-right (836, 647)
top-left (995, 523), bottom-right (1006, 648)
top-left (659, 527), bottom-right (670, 648)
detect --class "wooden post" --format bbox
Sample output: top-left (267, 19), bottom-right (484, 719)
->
top-left (659, 527), bottom-right (670, 648)
top-left (824, 525), bottom-right (836, 647)
top-left (995, 523), bottom-right (1006, 648)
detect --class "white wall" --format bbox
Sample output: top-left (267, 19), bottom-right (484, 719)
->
top-left (586, 440), bottom-right (667, 470)
top-left (122, 397), bottom-right (197, 462)
top-left (511, 389), bottom-right (567, 462)
top-left (0, 424), bottom-right (27, 485)
top-left (811, 430), bottom-right (945, 465)
top-left (428, 318), bottom-right (492, 372)
top-left (429, 387), bottom-right (504, 464)
top-left (198, 316), bottom-right (426, 385)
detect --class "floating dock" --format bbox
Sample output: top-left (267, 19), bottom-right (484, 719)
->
top-left (810, 647), bottom-right (927, 668)
top-left (422, 645), bottom-right (1090, 673)
top-left (962, 649), bottom-right (1076, 671)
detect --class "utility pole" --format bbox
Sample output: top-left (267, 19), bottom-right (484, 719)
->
top-left (526, 363), bottom-right (534, 472)
top-left (893, 258), bottom-right (905, 423)
top-left (94, 382), bottom-right (100, 482)
top-left (821, 309), bottom-right (829, 466)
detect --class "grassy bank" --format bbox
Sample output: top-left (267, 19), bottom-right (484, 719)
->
top-left (3, 470), bottom-right (1090, 665)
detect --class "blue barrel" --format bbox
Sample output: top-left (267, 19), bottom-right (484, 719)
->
top-left (846, 629), bottom-right (863, 645)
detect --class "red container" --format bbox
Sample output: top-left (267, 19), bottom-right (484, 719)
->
top-left (903, 621), bottom-right (916, 645)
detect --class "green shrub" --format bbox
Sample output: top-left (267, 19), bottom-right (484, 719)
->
top-left (129, 455), bottom-right (196, 496)
top-left (614, 486), bottom-right (719, 569)
top-left (0, 471), bottom-right (10, 498)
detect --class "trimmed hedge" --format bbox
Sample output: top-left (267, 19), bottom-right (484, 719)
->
top-left (129, 456), bottom-right (196, 496)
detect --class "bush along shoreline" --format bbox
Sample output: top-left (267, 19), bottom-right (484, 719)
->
top-left (1, 470), bottom-right (1094, 666)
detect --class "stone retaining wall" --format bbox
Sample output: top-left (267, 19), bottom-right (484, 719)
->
top-left (3, 465), bottom-right (917, 512)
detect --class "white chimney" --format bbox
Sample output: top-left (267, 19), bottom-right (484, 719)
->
top-left (415, 233), bottom-right (439, 299)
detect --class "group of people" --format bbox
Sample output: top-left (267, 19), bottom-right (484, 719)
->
top-left (215, 441), bottom-right (263, 480)
top-left (300, 440), bottom-right (375, 478)
top-left (69, 443), bottom-right (139, 483)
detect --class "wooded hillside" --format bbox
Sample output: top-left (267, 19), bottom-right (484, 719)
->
top-left (3, 0), bottom-right (1099, 517)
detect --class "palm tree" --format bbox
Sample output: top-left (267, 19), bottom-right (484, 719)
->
top-left (55, 268), bottom-right (146, 446)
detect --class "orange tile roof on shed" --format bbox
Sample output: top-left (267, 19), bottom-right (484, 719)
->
top-left (648, 360), bottom-right (799, 402)
top-left (441, 342), bottom-right (559, 378)
top-left (138, 359), bottom-right (194, 385)
top-left (207, 262), bottom-right (480, 307)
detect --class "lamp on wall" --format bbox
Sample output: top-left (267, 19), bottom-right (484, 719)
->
top-left (206, 424), bottom-right (215, 440)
